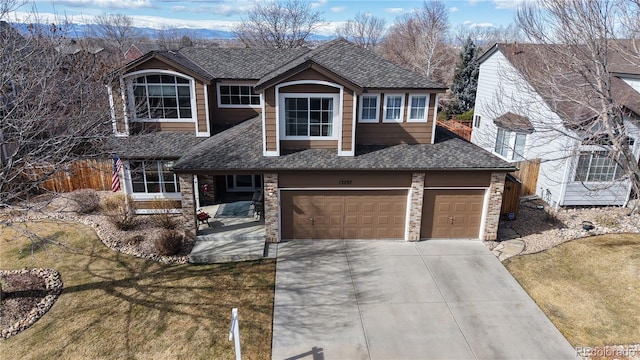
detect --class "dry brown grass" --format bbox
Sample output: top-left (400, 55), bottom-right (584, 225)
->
top-left (505, 234), bottom-right (640, 347)
top-left (0, 220), bottom-right (275, 359)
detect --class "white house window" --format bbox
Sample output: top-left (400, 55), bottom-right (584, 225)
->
top-left (217, 84), bottom-right (260, 107)
top-left (132, 74), bottom-right (192, 120)
top-left (575, 151), bottom-right (623, 182)
top-left (129, 161), bottom-right (180, 193)
top-left (408, 94), bottom-right (429, 122)
top-left (281, 94), bottom-right (338, 139)
top-left (383, 94), bottom-right (405, 122)
top-left (226, 175), bottom-right (262, 192)
top-left (495, 127), bottom-right (527, 160)
top-left (474, 114), bottom-right (482, 127)
top-left (359, 94), bottom-right (380, 123)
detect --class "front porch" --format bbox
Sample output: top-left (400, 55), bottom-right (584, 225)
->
top-left (188, 201), bottom-right (267, 263)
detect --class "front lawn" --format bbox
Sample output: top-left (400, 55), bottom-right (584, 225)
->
top-left (0, 220), bottom-right (275, 359)
top-left (504, 234), bottom-right (640, 346)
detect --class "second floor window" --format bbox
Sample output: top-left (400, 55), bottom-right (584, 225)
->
top-left (218, 84), bottom-right (260, 107)
top-left (359, 94), bottom-right (380, 122)
top-left (384, 94), bottom-right (405, 122)
top-left (282, 95), bottom-right (338, 139)
top-left (495, 127), bottom-right (527, 160)
top-left (132, 74), bottom-right (192, 120)
top-left (408, 94), bottom-right (429, 122)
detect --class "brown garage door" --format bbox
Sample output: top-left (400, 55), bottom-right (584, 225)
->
top-left (281, 190), bottom-right (407, 239)
top-left (421, 189), bottom-right (485, 239)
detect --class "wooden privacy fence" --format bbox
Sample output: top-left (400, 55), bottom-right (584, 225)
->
top-left (501, 174), bottom-right (522, 219)
top-left (437, 119), bottom-right (472, 141)
top-left (38, 159), bottom-right (113, 192)
top-left (513, 158), bottom-right (541, 196)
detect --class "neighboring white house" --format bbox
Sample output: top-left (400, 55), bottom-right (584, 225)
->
top-left (472, 43), bottom-right (640, 208)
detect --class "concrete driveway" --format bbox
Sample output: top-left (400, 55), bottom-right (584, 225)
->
top-left (271, 240), bottom-right (577, 360)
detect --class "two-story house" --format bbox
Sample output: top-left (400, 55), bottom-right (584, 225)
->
top-left (472, 43), bottom-right (640, 209)
top-left (108, 39), bottom-right (514, 242)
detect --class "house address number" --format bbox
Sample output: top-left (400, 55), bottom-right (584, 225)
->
top-left (339, 180), bottom-right (352, 185)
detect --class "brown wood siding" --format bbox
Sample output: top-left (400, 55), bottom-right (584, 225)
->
top-left (424, 171), bottom-right (491, 187)
top-left (342, 92), bottom-right (353, 152)
top-left (264, 88), bottom-right (277, 152)
top-left (279, 84), bottom-right (339, 93)
top-left (133, 200), bottom-right (182, 210)
top-left (284, 68), bottom-right (338, 84)
top-left (210, 84), bottom-right (260, 128)
top-left (280, 140), bottom-right (338, 150)
top-left (129, 121), bottom-right (194, 133)
top-left (279, 172), bottom-right (412, 188)
top-left (195, 82), bottom-right (208, 133)
top-left (129, 58), bottom-right (183, 73)
top-left (356, 123), bottom-right (432, 145)
top-left (355, 92), bottom-right (437, 145)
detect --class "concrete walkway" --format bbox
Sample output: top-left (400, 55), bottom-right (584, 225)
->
top-left (272, 240), bottom-right (577, 360)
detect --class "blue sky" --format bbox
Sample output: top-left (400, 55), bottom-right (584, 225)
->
top-left (8, 0), bottom-right (525, 35)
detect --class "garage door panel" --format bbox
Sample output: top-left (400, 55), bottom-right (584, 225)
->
top-left (282, 190), bottom-right (407, 240)
top-left (422, 190), bottom-right (485, 239)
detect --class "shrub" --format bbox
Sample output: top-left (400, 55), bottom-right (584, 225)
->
top-left (436, 110), bottom-right (449, 121)
top-left (150, 198), bottom-right (178, 230)
top-left (457, 109), bottom-right (474, 121)
top-left (70, 189), bottom-right (100, 214)
top-left (102, 194), bottom-right (137, 231)
top-left (155, 230), bottom-right (183, 256)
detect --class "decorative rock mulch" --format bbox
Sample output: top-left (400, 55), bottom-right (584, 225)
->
top-left (0, 268), bottom-right (63, 339)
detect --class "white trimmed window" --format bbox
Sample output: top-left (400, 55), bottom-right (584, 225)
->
top-left (408, 94), bottom-right (429, 122)
top-left (131, 73), bottom-right (194, 121)
top-left (217, 84), bottom-right (260, 107)
top-left (574, 151), bottom-right (623, 182)
top-left (495, 127), bottom-right (527, 160)
top-left (280, 93), bottom-right (339, 139)
top-left (474, 114), bottom-right (482, 127)
top-left (495, 128), bottom-right (510, 157)
top-left (358, 94), bottom-right (380, 123)
top-left (383, 94), bottom-right (405, 122)
top-left (129, 161), bottom-right (180, 194)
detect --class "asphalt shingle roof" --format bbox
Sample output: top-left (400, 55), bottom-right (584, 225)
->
top-left (107, 132), bottom-right (208, 159)
top-left (172, 117), bottom-right (514, 172)
top-left (494, 112), bottom-right (535, 133)
top-left (255, 39), bottom-right (446, 90)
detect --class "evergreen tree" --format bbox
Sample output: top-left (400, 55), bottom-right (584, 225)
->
top-left (448, 37), bottom-right (479, 115)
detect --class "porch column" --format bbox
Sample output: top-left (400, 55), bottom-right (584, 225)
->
top-left (483, 172), bottom-right (506, 240)
top-left (407, 172), bottom-right (425, 241)
top-left (178, 173), bottom-right (197, 240)
top-left (264, 173), bottom-right (279, 243)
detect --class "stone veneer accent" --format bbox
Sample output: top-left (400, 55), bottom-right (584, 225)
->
top-left (483, 172), bottom-right (506, 240)
top-left (407, 173), bottom-right (425, 241)
top-left (263, 173), bottom-right (279, 242)
top-left (178, 173), bottom-right (197, 240)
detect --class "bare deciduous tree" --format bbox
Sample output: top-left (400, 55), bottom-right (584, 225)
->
top-left (378, 0), bottom-right (454, 83)
top-left (453, 23), bottom-right (523, 49)
top-left (479, 0), bottom-right (640, 209)
top-left (235, 0), bottom-right (324, 49)
top-left (91, 13), bottom-right (141, 55)
top-left (336, 12), bottom-right (386, 50)
top-left (156, 26), bottom-right (202, 50)
top-left (1, 17), bottom-right (112, 210)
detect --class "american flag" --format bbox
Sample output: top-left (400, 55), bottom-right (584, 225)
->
top-left (111, 154), bottom-right (123, 192)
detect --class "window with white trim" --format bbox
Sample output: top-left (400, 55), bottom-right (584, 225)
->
top-left (408, 94), bottom-right (429, 122)
top-left (129, 161), bottom-right (180, 193)
top-left (513, 132), bottom-right (526, 161)
top-left (358, 94), bottom-right (380, 123)
top-left (574, 151), bottom-right (623, 182)
top-left (474, 114), bottom-right (481, 127)
top-left (217, 84), bottom-right (260, 107)
top-left (495, 127), bottom-right (527, 160)
top-left (495, 128), bottom-right (509, 157)
top-left (132, 74), bottom-right (193, 120)
top-left (383, 94), bottom-right (405, 122)
top-left (280, 94), bottom-right (338, 139)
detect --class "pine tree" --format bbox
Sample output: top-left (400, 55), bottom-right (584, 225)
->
top-left (448, 37), bottom-right (479, 115)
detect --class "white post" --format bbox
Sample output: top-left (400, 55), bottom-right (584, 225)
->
top-left (229, 308), bottom-right (241, 360)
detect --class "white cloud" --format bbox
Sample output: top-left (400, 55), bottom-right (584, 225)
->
top-left (51, 0), bottom-right (152, 9)
top-left (385, 8), bottom-right (405, 14)
top-left (468, 22), bottom-right (496, 28)
top-left (449, 6), bottom-right (459, 13)
top-left (467, 0), bottom-right (482, 5)
top-left (492, 0), bottom-right (528, 9)
top-left (165, 2), bottom-right (253, 17)
top-left (331, 6), bottom-right (346, 13)
top-left (311, 0), bottom-right (327, 9)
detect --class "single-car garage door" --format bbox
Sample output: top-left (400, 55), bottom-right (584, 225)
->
top-left (281, 190), bottom-right (407, 239)
top-left (421, 189), bottom-right (485, 239)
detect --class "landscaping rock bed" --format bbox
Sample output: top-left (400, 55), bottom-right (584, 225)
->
top-left (0, 268), bottom-right (62, 339)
